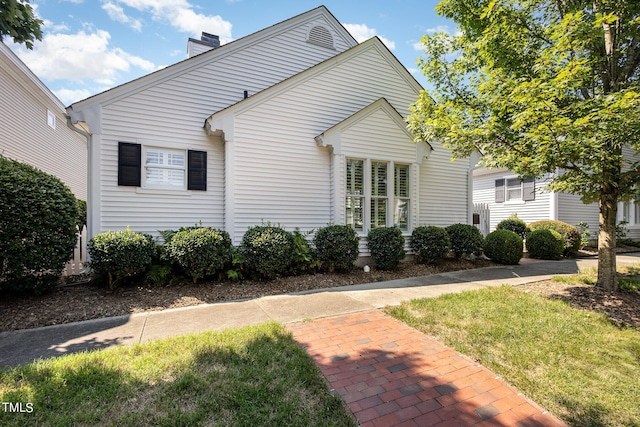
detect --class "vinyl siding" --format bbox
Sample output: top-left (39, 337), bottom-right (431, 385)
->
top-left (557, 192), bottom-right (599, 231)
top-left (226, 42), bottom-right (468, 245)
top-left (0, 46), bottom-right (86, 200)
top-left (473, 171), bottom-right (553, 231)
top-left (92, 13), bottom-right (354, 236)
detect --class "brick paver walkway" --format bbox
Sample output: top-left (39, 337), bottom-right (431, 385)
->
top-left (288, 310), bottom-right (566, 427)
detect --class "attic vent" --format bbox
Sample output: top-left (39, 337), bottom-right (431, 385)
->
top-left (307, 25), bottom-right (334, 49)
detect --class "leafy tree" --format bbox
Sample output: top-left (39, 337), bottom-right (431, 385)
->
top-left (0, 0), bottom-right (43, 49)
top-left (409, 0), bottom-right (640, 290)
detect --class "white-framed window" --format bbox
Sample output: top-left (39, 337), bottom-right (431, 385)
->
top-left (346, 158), bottom-right (364, 231)
top-left (144, 147), bottom-right (186, 189)
top-left (394, 164), bottom-right (410, 231)
top-left (495, 177), bottom-right (535, 203)
top-left (345, 158), bottom-right (411, 233)
top-left (47, 110), bottom-right (56, 129)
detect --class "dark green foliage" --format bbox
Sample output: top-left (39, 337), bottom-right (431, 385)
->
top-left (240, 225), bottom-right (295, 279)
top-left (529, 220), bottom-right (580, 255)
top-left (483, 230), bottom-right (523, 265)
top-left (165, 227), bottom-right (233, 283)
top-left (313, 225), bottom-right (360, 272)
top-left (496, 214), bottom-right (529, 239)
top-left (290, 228), bottom-right (320, 274)
top-left (88, 229), bottom-right (155, 290)
top-left (75, 199), bottom-right (87, 229)
top-left (0, 156), bottom-right (79, 293)
top-left (158, 223), bottom-right (203, 245)
top-left (445, 223), bottom-right (484, 258)
top-left (0, 0), bottom-right (43, 49)
top-left (526, 229), bottom-right (564, 260)
top-left (410, 226), bottom-right (450, 262)
top-left (367, 227), bottom-right (406, 270)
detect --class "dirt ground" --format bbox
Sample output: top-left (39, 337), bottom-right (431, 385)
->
top-left (1, 255), bottom-right (638, 332)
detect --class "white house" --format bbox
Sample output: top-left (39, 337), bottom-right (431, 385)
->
top-left (473, 166), bottom-right (640, 239)
top-left (67, 6), bottom-right (472, 255)
top-left (0, 41), bottom-right (86, 200)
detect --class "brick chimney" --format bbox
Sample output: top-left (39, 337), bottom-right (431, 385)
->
top-left (187, 32), bottom-right (220, 58)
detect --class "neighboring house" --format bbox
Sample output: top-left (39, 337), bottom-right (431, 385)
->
top-left (67, 6), bottom-right (472, 256)
top-left (0, 41), bottom-right (87, 201)
top-left (473, 166), bottom-right (640, 239)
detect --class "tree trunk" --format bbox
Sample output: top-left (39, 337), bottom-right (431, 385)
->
top-left (597, 189), bottom-right (618, 291)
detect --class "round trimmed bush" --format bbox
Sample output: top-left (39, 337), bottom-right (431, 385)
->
top-left (165, 227), bottom-right (232, 283)
top-left (367, 227), bottom-right (405, 270)
top-left (445, 224), bottom-right (484, 258)
top-left (529, 220), bottom-right (580, 255)
top-left (0, 156), bottom-right (79, 294)
top-left (410, 226), bottom-right (450, 262)
top-left (88, 229), bottom-right (156, 289)
top-left (484, 229), bottom-right (523, 265)
top-left (240, 225), bottom-right (294, 279)
top-left (526, 229), bottom-right (564, 260)
top-left (313, 225), bottom-right (360, 272)
top-left (496, 214), bottom-right (529, 239)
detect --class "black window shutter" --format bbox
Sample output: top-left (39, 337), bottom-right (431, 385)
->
top-left (188, 150), bottom-right (207, 191)
top-left (495, 179), bottom-right (505, 203)
top-left (118, 142), bottom-right (141, 186)
top-left (523, 178), bottom-right (535, 201)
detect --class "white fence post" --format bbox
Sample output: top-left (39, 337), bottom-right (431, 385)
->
top-left (63, 225), bottom-right (87, 276)
top-left (473, 203), bottom-right (491, 236)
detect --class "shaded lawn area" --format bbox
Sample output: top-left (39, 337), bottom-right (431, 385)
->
top-left (387, 286), bottom-right (640, 427)
top-left (0, 323), bottom-right (356, 427)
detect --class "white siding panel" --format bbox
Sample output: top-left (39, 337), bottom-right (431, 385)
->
top-left (557, 193), bottom-right (599, 231)
top-left (473, 171), bottom-right (553, 231)
top-left (418, 140), bottom-right (470, 227)
top-left (0, 53), bottom-right (87, 199)
top-left (95, 15), bottom-right (352, 237)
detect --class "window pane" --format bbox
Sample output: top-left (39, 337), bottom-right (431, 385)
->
top-left (394, 198), bottom-right (409, 231)
top-left (346, 196), bottom-right (364, 231)
top-left (346, 159), bottom-right (364, 195)
top-left (371, 198), bottom-right (387, 228)
top-left (623, 202), bottom-right (630, 222)
top-left (394, 165), bottom-right (409, 198)
top-left (372, 162), bottom-right (387, 196)
top-left (167, 153), bottom-right (185, 167)
top-left (146, 151), bottom-right (162, 165)
top-left (506, 178), bottom-right (521, 201)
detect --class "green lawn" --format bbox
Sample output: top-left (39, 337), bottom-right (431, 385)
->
top-left (387, 286), bottom-right (640, 427)
top-left (0, 323), bottom-right (356, 427)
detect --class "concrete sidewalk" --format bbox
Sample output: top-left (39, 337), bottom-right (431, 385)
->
top-left (1, 254), bottom-right (638, 367)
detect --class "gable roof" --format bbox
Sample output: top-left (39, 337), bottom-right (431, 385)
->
top-left (0, 41), bottom-right (65, 111)
top-left (68, 6), bottom-right (357, 111)
top-left (205, 36), bottom-right (423, 130)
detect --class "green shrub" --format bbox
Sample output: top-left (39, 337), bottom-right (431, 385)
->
top-left (410, 226), bottom-right (450, 262)
top-left (529, 220), bottom-right (580, 255)
top-left (484, 230), bottom-right (523, 265)
top-left (165, 227), bottom-right (232, 283)
top-left (0, 156), bottom-right (79, 294)
top-left (76, 199), bottom-right (87, 229)
top-left (88, 229), bottom-right (155, 290)
top-left (496, 214), bottom-right (529, 239)
top-left (445, 223), bottom-right (484, 258)
top-left (313, 225), bottom-right (360, 272)
top-left (240, 225), bottom-right (294, 279)
top-left (526, 229), bottom-right (564, 260)
top-left (290, 228), bottom-right (320, 274)
top-left (158, 223), bottom-right (204, 245)
top-left (367, 227), bottom-right (406, 270)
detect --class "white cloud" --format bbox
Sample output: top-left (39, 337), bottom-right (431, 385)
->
top-left (407, 67), bottom-right (419, 75)
top-left (54, 88), bottom-right (93, 105)
top-left (342, 23), bottom-right (395, 50)
top-left (425, 25), bottom-right (462, 37)
top-left (110, 0), bottom-right (233, 42)
top-left (102, 1), bottom-right (143, 32)
top-left (12, 29), bottom-right (157, 85)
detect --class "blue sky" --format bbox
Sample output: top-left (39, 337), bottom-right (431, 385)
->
top-left (5, 0), bottom-right (455, 105)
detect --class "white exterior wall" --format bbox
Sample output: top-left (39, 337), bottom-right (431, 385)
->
top-left (419, 140), bottom-right (470, 228)
top-left (557, 192), bottom-right (599, 231)
top-left (223, 41), bottom-right (468, 247)
top-left (0, 43), bottom-right (86, 200)
top-left (473, 170), bottom-right (553, 231)
top-left (77, 12), bottom-right (356, 237)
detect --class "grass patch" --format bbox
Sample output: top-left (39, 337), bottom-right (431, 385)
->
top-left (387, 287), bottom-right (640, 427)
top-left (553, 263), bottom-right (640, 291)
top-left (0, 323), bottom-right (355, 427)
